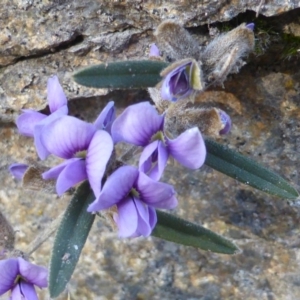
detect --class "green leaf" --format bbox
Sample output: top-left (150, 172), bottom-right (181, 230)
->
top-left (49, 181), bottom-right (95, 298)
top-left (73, 60), bottom-right (169, 89)
top-left (205, 139), bottom-right (299, 199)
top-left (152, 210), bottom-right (238, 254)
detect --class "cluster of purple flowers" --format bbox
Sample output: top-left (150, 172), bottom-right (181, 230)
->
top-left (10, 75), bottom-right (207, 239)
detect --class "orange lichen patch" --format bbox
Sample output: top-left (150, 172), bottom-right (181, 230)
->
top-left (195, 91), bottom-right (242, 114)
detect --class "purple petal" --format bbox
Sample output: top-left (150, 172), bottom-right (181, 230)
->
top-left (111, 102), bottom-right (164, 146)
top-left (246, 23), bottom-right (255, 31)
top-left (40, 116), bottom-right (96, 159)
top-left (19, 280), bottom-right (38, 300)
top-left (167, 127), bottom-right (206, 169)
top-left (34, 106), bottom-right (68, 160)
top-left (42, 158), bottom-right (81, 180)
top-left (170, 70), bottom-right (190, 98)
top-left (134, 198), bottom-right (152, 237)
top-left (115, 197), bottom-right (138, 237)
top-left (161, 62), bottom-right (193, 102)
top-left (137, 172), bottom-right (178, 209)
top-left (16, 110), bottom-right (46, 137)
top-left (0, 258), bottom-right (19, 295)
top-left (218, 110), bottom-right (232, 135)
top-left (161, 73), bottom-right (173, 101)
top-left (94, 101), bottom-right (115, 133)
top-left (11, 283), bottom-right (23, 300)
top-left (86, 130), bottom-right (114, 197)
top-left (148, 207), bottom-right (157, 231)
top-left (139, 141), bottom-right (158, 174)
top-left (149, 43), bottom-right (160, 57)
top-left (87, 166), bottom-right (138, 212)
top-left (18, 258), bottom-right (47, 288)
top-left (9, 163), bottom-right (28, 180)
top-left (55, 159), bottom-right (87, 196)
top-left (139, 141), bottom-right (169, 181)
top-left (47, 75), bottom-right (68, 113)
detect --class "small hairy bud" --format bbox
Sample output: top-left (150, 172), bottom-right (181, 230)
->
top-left (148, 87), bottom-right (171, 114)
top-left (201, 23), bottom-right (255, 86)
top-left (154, 20), bottom-right (201, 61)
top-left (165, 100), bottom-right (230, 138)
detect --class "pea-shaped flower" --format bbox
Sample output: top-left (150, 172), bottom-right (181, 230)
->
top-left (40, 102), bottom-right (115, 197)
top-left (16, 75), bottom-right (68, 159)
top-left (112, 102), bottom-right (206, 181)
top-left (88, 166), bottom-right (177, 237)
top-left (0, 258), bottom-right (47, 300)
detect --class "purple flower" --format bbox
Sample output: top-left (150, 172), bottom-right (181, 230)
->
top-left (87, 166), bottom-right (177, 237)
top-left (160, 59), bottom-right (203, 102)
top-left (40, 115), bottom-right (113, 197)
top-left (16, 76), bottom-right (68, 159)
top-left (9, 163), bottom-right (29, 180)
top-left (111, 102), bottom-right (206, 181)
top-left (0, 257), bottom-right (47, 300)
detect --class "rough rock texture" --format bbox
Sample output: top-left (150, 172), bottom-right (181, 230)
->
top-left (1, 0), bottom-right (300, 120)
top-left (1, 1), bottom-right (300, 300)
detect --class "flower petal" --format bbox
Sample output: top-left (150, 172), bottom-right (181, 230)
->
top-left (139, 141), bottom-right (158, 174)
top-left (168, 127), bottom-right (206, 169)
top-left (218, 109), bottom-right (231, 135)
top-left (115, 197), bottom-right (138, 237)
top-left (87, 166), bottom-right (138, 212)
top-left (246, 23), bottom-right (255, 31)
top-left (149, 43), bottom-right (160, 57)
top-left (55, 159), bottom-right (87, 196)
top-left (137, 172), bottom-right (178, 209)
top-left (18, 258), bottom-right (48, 288)
top-left (16, 110), bottom-right (46, 137)
top-left (0, 258), bottom-right (19, 295)
top-left (19, 280), bottom-right (38, 300)
top-left (94, 101), bottom-right (115, 133)
top-left (86, 130), bottom-right (114, 197)
top-left (139, 141), bottom-right (168, 181)
top-left (9, 163), bottom-right (28, 180)
top-left (161, 73), bottom-right (173, 101)
top-left (111, 102), bottom-right (164, 145)
top-left (34, 106), bottom-right (68, 160)
top-left (42, 158), bottom-right (80, 180)
top-left (47, 75), bottom-right (68, 113)
top-left (134, 198), bottom-right (152, 237)
top-left (40, 116), bottom-right (96, 159)
top-left (11, 283), bottom-right (23, 300)
top-left (148, 206), bottom-right (157, 231)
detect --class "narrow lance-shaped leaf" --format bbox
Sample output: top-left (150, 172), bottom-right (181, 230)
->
top-left (73, 60), bottom-right (169, 89)
top-left (205, 139), bottom-right (299, 199)
top-left (49, 181), bottom-right (95, 298)
top-left (152, 210), bottom-right (238, 254)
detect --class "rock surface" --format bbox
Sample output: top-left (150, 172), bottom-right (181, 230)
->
top-left (1, 0), bottom-right (300, 119)
top-left (1, 1), bottom-right (300, 300)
